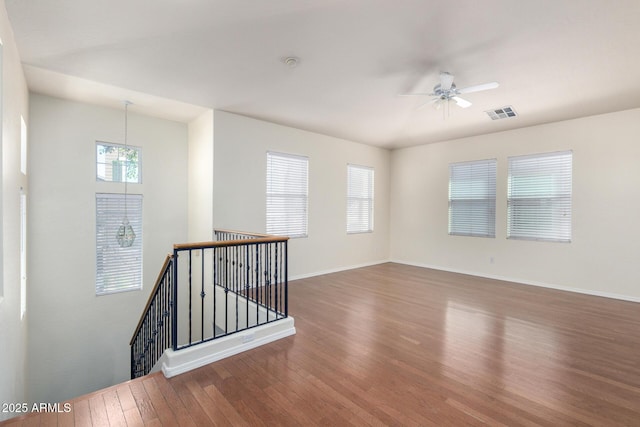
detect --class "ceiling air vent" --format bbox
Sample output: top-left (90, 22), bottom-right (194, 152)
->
top-left (486, 106), bottom-right (517, 120)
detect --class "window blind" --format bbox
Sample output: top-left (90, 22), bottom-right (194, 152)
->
top-left (347, 164), bottom-right (374, 233)
top-left (96, 193), bottom-right (143, 295)
top-left (266, 152), bottom-right (309, 238)
top-left (507, 151), bottom-right (572, 242)
top-left (448, 159), bottom-right (497, 237)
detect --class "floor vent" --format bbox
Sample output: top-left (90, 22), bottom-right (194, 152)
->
top-left (486, 106), bottom-right (517, 120)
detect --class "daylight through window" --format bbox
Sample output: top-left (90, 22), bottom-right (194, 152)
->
top-left (266, 152), bottom-right (309, 238)
top-left (96, 193), bottom-right (143, 295)
top-left (507, 151), bottom-right (572, 242)
top-left (347, 164), bottom-right (374, 234)
top-left (97, 142), bottom-right (141, 183)
top-left (448, 159), bottom-right (497, 237)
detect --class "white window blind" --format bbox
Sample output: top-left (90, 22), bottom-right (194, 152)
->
top-left (96, 193), bottom-right (143, 295)
top-left (507, 151), bottom-right (572, 242)
top-left (347, 164), bottom-right (374, 233)
top-left (448, 159), bottom-right (497, 237)
top-left (266, 152), bottom-right (308, 238)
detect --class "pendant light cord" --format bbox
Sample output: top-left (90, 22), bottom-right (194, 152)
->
top-left (124, 101), bottom-right (130, 219)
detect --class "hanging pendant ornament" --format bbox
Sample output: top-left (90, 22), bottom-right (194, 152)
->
top-left (117, 101), bottom-right (136, 248)
top-left (117, 217), bottom-right (136, 247)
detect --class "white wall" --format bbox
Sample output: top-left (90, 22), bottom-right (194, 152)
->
top-left (212, 111), bottom-right (391, 278)
top-left (390, 108), bottom-right (640, 301)
top-left (27, 94), bottom-right (188, 404)
top-left (0, 3), bottom-right (30, 421)
top-left (187, 110), bottom-right (214, 242)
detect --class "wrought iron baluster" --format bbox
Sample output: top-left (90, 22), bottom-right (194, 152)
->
top-left (213, 247), bottom-right (217, 338)
top-left (245, 243), bottom-right (249, 328)
top-left (275, 241), bottom-right (279, 318)
top-left (266, 242), bottom-right (271, 324)
top-left (284, 240), bottom-right (288, 317)
top-left (201, 248), bottom-right (205, 343)
top-left (224, 246), bottom-right (229, 335)
top-left (168, 260), bottom-right (173, 350)
top-left (257, 243), bottom-right (261, 322)
top-left (172, 250), bottom-right (178, 351)
top-left (235, 244), bottom-right (239, 331)
top-left (188, 249), bottom-right (193, 346)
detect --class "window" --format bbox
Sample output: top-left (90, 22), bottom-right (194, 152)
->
top-left (507, 151), bottom-right (572, 242)
top-left (347, 164), bottom-right (374, 233)
top-left (448, 159), bottom-right (497, 237)
top-left (96, 193), bottom-right (143, 295)
top-left (0, 41), bottom-right (3, 300)
top-left (96, 142), bottom-right (141, 183)
top-left (20, 190), bottom-right (27, 319)
top-left (266, 151), bottom-right (308, 238)
top-left (20, 116), bottom-right (27, 175)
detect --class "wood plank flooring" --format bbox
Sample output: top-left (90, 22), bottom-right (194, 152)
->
top-left (4, 263), bottom-right (640, 426)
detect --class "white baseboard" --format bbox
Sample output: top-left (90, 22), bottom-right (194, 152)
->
top-left (390, 259), bottom-right (640, 303)
top-left (289, 259), bottom-right (389, 281)
top-left (155, 317), bottom-right (296, 378)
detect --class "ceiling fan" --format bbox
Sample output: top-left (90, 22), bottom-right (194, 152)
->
top-left (402, 71), bottom-right (499, 110)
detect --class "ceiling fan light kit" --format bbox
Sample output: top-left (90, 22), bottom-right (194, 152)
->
top-left (403, 71), bottom-right (500, 116)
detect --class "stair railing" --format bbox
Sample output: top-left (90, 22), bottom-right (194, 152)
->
top-left (172, 230), bottom-right (289, 351)
top-left (129, 254), bottom-right (174, 379)
top-left (130, 230), bottom-right (288, 379)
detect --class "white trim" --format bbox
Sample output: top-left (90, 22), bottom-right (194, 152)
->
top-left (390, 259), bottom-right (640, 303)
top-left (289, 260), bottom-right (388, 281)
top-left (156, 317), bottom-right (296, 378)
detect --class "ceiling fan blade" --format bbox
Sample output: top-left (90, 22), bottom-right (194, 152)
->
top-left (397, 92), bottom-right (432, 97)
top-left (440, 72), bottom-right (455, 91)
top-left (417, 98), bottom-right (440, 110)
top-left (457, 81), bottom-right (499, 94)
top-left (452, 96), bottom-right (472, 108)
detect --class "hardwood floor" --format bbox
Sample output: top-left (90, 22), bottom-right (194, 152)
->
top-left (4, 263), bottom-right (640, 426)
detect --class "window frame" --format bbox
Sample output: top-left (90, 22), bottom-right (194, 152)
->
top-left (266, 151), bottom-right (309, 238)
top-left (96, 141), bottom-right (142, 184)
top-left (346, 164), bottom-right (374, 234)
top-left (507, 150), bottom-right (573, 243)
top-left (448, 159), bottom-right (497, 238)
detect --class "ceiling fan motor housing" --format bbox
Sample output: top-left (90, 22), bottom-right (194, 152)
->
top-left (432, 83), bottom-right (458, 99)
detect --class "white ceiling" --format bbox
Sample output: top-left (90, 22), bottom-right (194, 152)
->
top-left (6, 0), bottom-right (640, 148)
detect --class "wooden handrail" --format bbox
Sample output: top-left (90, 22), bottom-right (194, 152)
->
top-left (174, 235), bottom-right (289, 251)
top-left (213, 228), bottom-right (276, 239)
top-left (129, 254), bottom-right (173, 346)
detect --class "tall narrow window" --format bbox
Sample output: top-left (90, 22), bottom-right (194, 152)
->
top-left (266, 151), bottom-right (308, 238)
top-left (507, 151), bottom-right (572, 242)
top-left (20, 190), bottom-right (27, 319)
top-left (0, 41), bottom-right (4, 299)
top-left (96, 142), bottom-right (142, 183)
top-left (96, 193), bottom-right (143, 295)
top-left (347, 164), bottom-right (374, 233)
top-left (20, 116), bottom-right (27, 175)
top-left (449, 159), bottom-right (497, 237)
